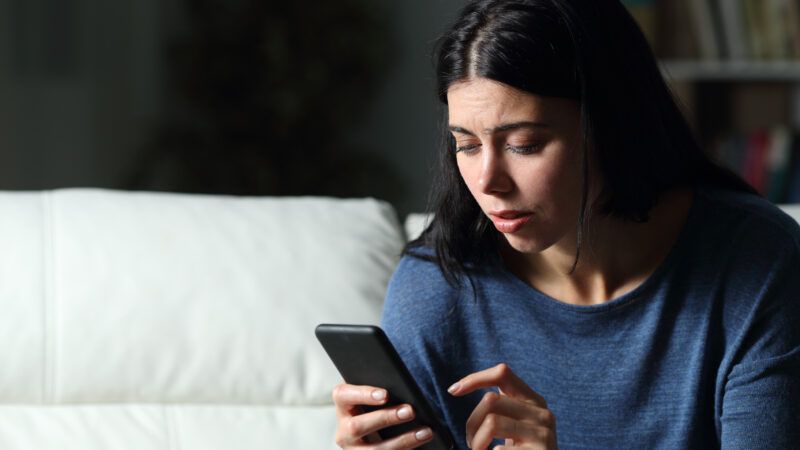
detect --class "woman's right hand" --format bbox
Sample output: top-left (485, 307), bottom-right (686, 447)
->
top-left (332, 383), bottom-right (435, 449)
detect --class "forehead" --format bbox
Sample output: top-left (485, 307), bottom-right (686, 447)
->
top-left (446, 78), bottom-right (545, 126)
top-left (447, 78), bottom-right (578, 132)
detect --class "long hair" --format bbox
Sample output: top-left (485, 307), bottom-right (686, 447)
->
top-left (407, 0), bottom-right (757, 286)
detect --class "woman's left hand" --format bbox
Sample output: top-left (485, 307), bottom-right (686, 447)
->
top-left (447, 363), bottom-right (558, 450)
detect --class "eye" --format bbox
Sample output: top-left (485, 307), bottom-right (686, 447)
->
top-left (506, 143), bottom-right (542, 155)
top-left (455, 143), bottom-right (481, 154)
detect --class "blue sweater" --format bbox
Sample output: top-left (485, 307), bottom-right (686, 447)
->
top-left (381, 185), bottom-right (800, 449)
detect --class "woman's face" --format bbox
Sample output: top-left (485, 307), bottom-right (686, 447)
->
top-left (447, 77), bottom-right (590, 255)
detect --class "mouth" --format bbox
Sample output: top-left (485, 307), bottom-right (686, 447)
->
top-left (488, 210), bottom-right (533, 233)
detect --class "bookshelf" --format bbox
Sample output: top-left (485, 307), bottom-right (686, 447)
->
top-left (624, 0), bottom-right (800, 204)
top-left (660, 60), bottom-right (800, 81)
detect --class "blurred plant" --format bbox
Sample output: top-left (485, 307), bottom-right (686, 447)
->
top-left (127, 0), bottom-right (402, 200)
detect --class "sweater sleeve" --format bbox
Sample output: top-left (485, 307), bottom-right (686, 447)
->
top-left (380, 254), bottom-right (466, 444)
top-left (719, 248), bottom-right (800, 448)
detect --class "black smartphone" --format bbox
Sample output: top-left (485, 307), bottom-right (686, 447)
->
top-left (315, 324), bottom-right (455, 450)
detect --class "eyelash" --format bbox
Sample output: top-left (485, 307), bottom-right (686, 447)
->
top-left (455, 144), bottom-right (541, 155)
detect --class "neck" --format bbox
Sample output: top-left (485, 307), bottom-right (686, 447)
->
top-left (500, 186), bottom-right (694, 306)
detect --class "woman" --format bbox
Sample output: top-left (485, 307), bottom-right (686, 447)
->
top-left (332, 0), bottom-right (800, 448)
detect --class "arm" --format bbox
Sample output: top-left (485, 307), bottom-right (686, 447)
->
top-left (380, 254), bottom-right (462, 444)
top-left (719, 250), bottom-right (800, 448)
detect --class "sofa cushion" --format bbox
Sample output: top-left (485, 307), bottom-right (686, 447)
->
top-left (0, 189), bottom-right (405, 448)
top-left (0, 404), bottom-right (338, 449)
top-left (780, 204), bottom-right (800, 224)
top-left (403, 213), bottom-right (432, 242)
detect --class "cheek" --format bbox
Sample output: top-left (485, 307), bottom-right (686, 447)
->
top-left (513, 158), bottom-right (562, 198)
top-left (519, 152), bottom-right (582, 211)
top-left (538, 168), bottom-right (569, 203)
top-left (455, 158), bottom-right (480, 194)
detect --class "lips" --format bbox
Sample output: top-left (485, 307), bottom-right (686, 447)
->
top-left (488, 210), bottom-right (533, 233)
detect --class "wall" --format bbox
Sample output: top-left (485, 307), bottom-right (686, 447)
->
top-left (0, 0), bottom-right (160, 190)
top-left (0, 0), bottom-right (465, 217)
top-left (346, 0), bottom-right (464, 216)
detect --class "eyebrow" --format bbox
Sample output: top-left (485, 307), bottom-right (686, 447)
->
top-left (448, 121), bottom-right (550, 136)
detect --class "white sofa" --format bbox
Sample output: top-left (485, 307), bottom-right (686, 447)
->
top-left (0, 188), bottom-right (797, 450)
top-left (0, 189), bottom-right (413, 449)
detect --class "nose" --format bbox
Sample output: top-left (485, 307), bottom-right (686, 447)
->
top-left (478, 147), bottom-right (512, 195)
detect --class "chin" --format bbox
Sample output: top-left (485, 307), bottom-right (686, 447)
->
top-left (501, 232), bottom-right (552, 254)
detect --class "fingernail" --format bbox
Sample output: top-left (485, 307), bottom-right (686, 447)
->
top-left (397, 405), bottom-right (413, 420)
top-left (447, 382), bottom-right (460, 394)
top-left (371, 389), bottom-right (386, 401)
top-left (415, 428), bottom-right (432, 441)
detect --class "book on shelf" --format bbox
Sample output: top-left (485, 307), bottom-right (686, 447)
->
top-left (789, 0), bottom-right (800, 58)
top-left (719, 0), bottom-right (749, 60)
top-left (689, 0), bottom-right (723, 59)
top-left (744, 0), bottom-right (768, 59)
top-left (766, 0), bottom-right (791, 59)
top-left (745, 130), bottom-right (769, 192)
top-left (713, 128), bottom-right (800, 203)
top-left (648, 0), bottom-right (800, 61)
top-left (765, 127), bottom-right (792, 199)
top-left (735, 0), bottom-right (798, 60)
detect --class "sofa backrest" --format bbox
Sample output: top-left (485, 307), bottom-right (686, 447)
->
top-left (0, 189), bottom-right (405, 449)
top-left (781, 204), bottom-right (800, 224)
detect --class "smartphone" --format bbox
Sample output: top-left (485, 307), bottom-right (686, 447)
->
top-left (315, 324), bottom-right (455, 450)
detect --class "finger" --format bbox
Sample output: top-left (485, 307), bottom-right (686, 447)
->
top-left (338, 431), bottom-right (383, 450)
top-left (448, 363), bottom-right (546, 407)
top-left (337, 404), bottom-right (416, 446)
top-left (465, 391), bottom-right (500, 443)
top-left (333, 383), bottom-right (389, 415)
top-left (494, 445), bottom-right (550, 450)
top-left (373, 427), bottom-right (433, 450)
top-left (465, 392), bottom-right (555, 444)
top-left (470, 414), bottom-right (552, 450)
top-left (494, 425), bottom-right (556, 449)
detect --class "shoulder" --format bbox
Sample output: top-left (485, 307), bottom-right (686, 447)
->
top-left (379, 250), bottom-right (466, 392)
top-left (689, 186), bottom-right (800, 310)
top-left (381, 249), bottom-right (461, 332)
top-left (666, 185), bottom-right (800, 331)
top-left (695, 184), bottom-right (800, 254)
top-left (692, 187), bottom-right (800, 365)
top-left (687, 186), bottom-right (800, 286)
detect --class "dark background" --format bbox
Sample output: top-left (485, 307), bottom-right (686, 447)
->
top-left (3, 0), bottom-right (799, 217)
top-left (0, 0), bottom-right (464, 217)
